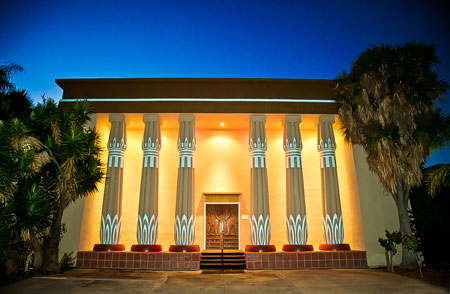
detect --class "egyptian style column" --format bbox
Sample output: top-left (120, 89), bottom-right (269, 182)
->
top-left (93, 114), bottom-right (126, 251)
top-left (317, 115), bottom-right (350, 250)
top-left (169, 114), bottom-right (199, 252)
top-left (245, 115), bottom-right (275, 252)
top-left (131, 114), bottom-right (162, 252)
top-left (282, 115), bottom-right (313, 252)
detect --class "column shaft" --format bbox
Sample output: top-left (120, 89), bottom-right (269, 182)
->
top-left (174, 114), bottom-right (196, 245)
top-left (137, 114), bottom-right (161, 245)
top-left (100, 114), bottom-right (126, 245)
top-left (318, 115), bottom-right (344, 244)
top-left (249, 115), bottom-right (271, 245)
top-left (284, 115), bottom-right (308, 245)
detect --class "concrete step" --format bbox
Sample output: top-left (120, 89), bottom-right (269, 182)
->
top-left (200, 250), bottom-right (246, 269)
top-left (201, 255), bottom-right (245, 258)
top-left (201, 259), bottom-right (246, 263)
top-left (201, 263), bottom-right (246, 270)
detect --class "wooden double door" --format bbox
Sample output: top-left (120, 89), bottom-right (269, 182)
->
top-left (205, 203), bottom-right (239, 249)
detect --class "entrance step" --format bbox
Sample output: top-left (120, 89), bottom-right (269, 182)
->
top-left (200, 250), bottom-right (246, 270)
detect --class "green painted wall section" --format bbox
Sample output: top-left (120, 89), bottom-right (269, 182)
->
top-left (353, 145), bottom-right (402, 267)
top-left (59, 197), bottom-right (86, 261)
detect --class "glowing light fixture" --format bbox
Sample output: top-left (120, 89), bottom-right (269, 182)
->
top-left (61, 98), bottom-right (337, 103)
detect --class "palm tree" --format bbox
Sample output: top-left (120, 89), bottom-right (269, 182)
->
top-left (0, 63), bottom-right (33, 121)
top-left (335, 43), bottom-right (449, 268)
top-left (29, 98), bottom-right (105, 271)
top-left (0, 118), bottom-right (52, 274)
top-left (425, 164), bottom-right (450, 196)
top-left (0, 64), bottom-right (104, 274)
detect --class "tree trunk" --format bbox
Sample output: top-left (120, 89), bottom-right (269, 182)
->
top-left (4, 239), bottom-right (24, 275)
top-left (4, 256), bottom-right (22, 275)
top-left (394, 182), bottom-right (416, 269)
top-left (30, 236), bottom-right (43, 270)
top-left (43, 236), bottom-right (61, 272)
top-left (43, 175), bottom-right (67, 272)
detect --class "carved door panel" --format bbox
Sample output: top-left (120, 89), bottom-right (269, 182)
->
top-left (206, 204), bottom-right (239, 249)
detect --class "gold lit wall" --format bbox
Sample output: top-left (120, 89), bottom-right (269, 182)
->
top-left (77, 114), bottom-right (365, 251)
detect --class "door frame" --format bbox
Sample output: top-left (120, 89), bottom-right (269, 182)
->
top-left (204, 202), bottom-right (240, 250)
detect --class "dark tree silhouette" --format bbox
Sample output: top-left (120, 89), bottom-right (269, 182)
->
top-left (0, 63), bottom-right (33, 121)
top-left (335, 43), bottom-right (449, 268)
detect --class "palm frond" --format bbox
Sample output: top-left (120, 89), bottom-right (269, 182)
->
top-left (425, 165), bottom-right (450, 196)
top-left (335, 42), bottom-right (449, 196)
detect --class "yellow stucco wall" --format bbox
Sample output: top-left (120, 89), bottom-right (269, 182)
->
top-left (70, 114), bottom-right (368, 252)
top-left (60, 113), bottom-right (400, 267)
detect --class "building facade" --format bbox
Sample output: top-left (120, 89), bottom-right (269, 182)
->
top-left (57, 78), bottom-right (401, 269)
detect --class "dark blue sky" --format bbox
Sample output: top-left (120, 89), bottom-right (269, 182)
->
top-left (1, 0), bottom-right (449, 166)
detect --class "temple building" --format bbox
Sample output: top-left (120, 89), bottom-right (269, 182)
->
top-left (57, 78), bottom-right (401, 270)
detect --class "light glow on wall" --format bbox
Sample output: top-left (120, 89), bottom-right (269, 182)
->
top-left (77, 114), bottom-right (365, 252)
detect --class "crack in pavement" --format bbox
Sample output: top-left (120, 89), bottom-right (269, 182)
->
top-left (274, 272), bottom-right (304, 294)
top-left (145, 272), bottom-right (169, 293)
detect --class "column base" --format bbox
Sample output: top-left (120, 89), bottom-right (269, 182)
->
top-left (282, 244), bottom-right (314, 252)
top-left (93, 244), bottom-right (125, 251)
top-left (245, 245), bottom-right (276, 252)
top-left (130, 244), bottom-right (162, 252)
top-left (319, 244), bottom-right (351, 251)
top-left (168, 245), bottom-right (200, 252)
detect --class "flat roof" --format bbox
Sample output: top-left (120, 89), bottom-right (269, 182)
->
top-left (57, 78), bottom-right (337, 114)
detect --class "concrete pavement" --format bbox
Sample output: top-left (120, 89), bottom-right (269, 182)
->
top-left (1, 269), bottom-right (447, 294)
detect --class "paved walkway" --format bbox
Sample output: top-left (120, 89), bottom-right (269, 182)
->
top-left (1, 269), bottom-right (447, 294)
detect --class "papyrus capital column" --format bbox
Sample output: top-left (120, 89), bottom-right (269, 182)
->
top-left (247, 115), bottom-right (273, 249)
top-left (132, 114), bottom-right (162, 252)
top-left (317, 115), bottom-right (349, 249)
top-left (170, 114), bottom-right (199, 251)
top-left (283, 115), bottom-right (311, 250)
top-left (94, 114), bottom-right (126, 251)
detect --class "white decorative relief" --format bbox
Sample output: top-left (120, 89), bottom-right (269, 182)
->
top-left (318, 138), bottom-right (335, 150)
top-left (284, 137), bottom-right (302, 150)
top-left (285, 152), bottom-right (301, 168)
top-left (108, 151), bottom-right (125, 168)
top-left (108, 137), bottom-right (126, 150)
top-left (250, 214), bottom-right (270, 245)
top-left (179, 149), bottom-right (194, 168)
top-left (286, 214), bottom-right (307, 245)
top-left (249, 137), bottom-right (267, 168)
top-left (318, 138), bottom-right (336, 168)
top-left (178, 137), bottom-right (195, 168)
top-left (319, 151), bottom-right (336, 168)
top-left (143, 137), bottom-right (160, 168)
top-left (322, 213), bottom-right (344, 244)
top-left (108, 137), bottom-right (126, 168)
top-left (142, 137), bottom-right (160, 150)
top-left (175, 214), bottom-right (195, 245)
top-left (143, 153), bottom-right (159, 168)
top-left (178, 137), bottom-right (195, 149)
top-left (100, 214), bottom-right (122, 245)
top-left (137, 214), bottom-right (158, 245)
top-left (284, 138), bottom-right (302, 168)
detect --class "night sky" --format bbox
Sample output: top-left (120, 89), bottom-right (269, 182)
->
top-left (1, 0), bottom-right (449, 166)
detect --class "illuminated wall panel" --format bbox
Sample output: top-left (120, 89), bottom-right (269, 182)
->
top-left (77, 114), bottom-right (366, 252)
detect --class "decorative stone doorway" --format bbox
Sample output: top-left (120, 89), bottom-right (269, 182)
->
top-left (204, 203), bottom-right (240, 249)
